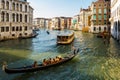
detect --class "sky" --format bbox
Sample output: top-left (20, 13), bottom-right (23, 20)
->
top-left (28, 0), bottom-right (95, 18)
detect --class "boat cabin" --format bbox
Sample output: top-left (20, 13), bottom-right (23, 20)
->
top-left (57, 31), bottom-right (74, 44)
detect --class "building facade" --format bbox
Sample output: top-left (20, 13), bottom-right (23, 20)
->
top-left (79, 8), bottom-right (91, 31)
top-left (33, 18), bottom-right (46, 29)
top-left (51, 17), bottom-right (60, 30)
top-left (110, 0), bottom-right (120, 41)
top-left (59, 17), bottom-right (67, 30)
top-left (90, 0), bottom-right (111, 33)
top-left (45, 19), bottom-right (51, 30)
top-left (71, 15), bottom-right (80, 30)
top-left (0, 0), bottom-right (33, 40)
top-left (66, 17), bottom-right (72, 29)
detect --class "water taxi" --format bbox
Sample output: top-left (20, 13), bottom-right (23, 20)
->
top-left (57, 31), bottom-right (74, 44)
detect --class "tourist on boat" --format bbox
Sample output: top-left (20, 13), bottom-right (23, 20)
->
top-left (58, 55), bottom-right (62, 60)
top-left (43, 59), bottom-right (47, 66)
top-left (55, 56), bottom-right (59, 62)
top-left (48, 58), bottom-right (52, 64)
top-left (50, 58), bottom-right (55, 64)
top-left (32, 61), bottom-right (38, 68)
top-left (2, 61), bottom-right (7, 71)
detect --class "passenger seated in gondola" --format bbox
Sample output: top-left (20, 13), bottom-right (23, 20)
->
top-left (54, 56), bottom-right (62, 63)
top-left (55, 56), bottom-right (59, 62)
top-left (51, 58), bottom-right (55, 64)
top-left (43, 59), bottom-right (47, 66)
top-left (32, 61), bottom-right (38, 68)
top-left (58, 55), bottom-right (62, 60)
top-left (48, 58), bottom-right (52, 64)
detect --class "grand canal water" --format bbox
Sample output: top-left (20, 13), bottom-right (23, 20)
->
top-left (0, 30), bottom-right (120, 80)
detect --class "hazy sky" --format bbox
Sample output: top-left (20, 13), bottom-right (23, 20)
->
top-left (28, 0), bottom-right (95, 18)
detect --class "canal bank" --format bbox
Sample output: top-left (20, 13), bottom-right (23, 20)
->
top-left (0, 30), bottom-right (120, 80)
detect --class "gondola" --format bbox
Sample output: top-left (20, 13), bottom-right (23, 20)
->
top-left (46, 30), bottom-right (50, 34)
top-left (3, 49), bottom-right (79, 74)
top-left (19, 33), bottom-right (38, 39)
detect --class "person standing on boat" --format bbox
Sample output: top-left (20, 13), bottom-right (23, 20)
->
top-left (2, 61), bottom-right (7, 71)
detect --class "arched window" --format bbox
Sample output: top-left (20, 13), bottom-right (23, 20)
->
top-left (104, 27), bottom-right (106, 31)
top-left (99, 27), bottom-right (101, 31)
top-left (93, 27), bottom-right (96, 31)
top-left (12, 3), bottom-right (15, 10)
top-left (12, 26), bottom-right (15, 31)
top-left (6, 13), bottom-right (9, 22)
top-left (16, 3), bottom-right (19, 11)
top-left (20, 4), bottom-right (22, 11)
top-left (20, 26), bottom-right (22, 31)
top-left (1, 0), bottom-right (5, 9)
top-left (1, 12), bottom-right (5, 22)
top-left (20, 14), bottom-right (22, 22)
top-left (12, 13), bottom-right (15, 22)
top-left (16, 14), bottom-right (19, 22)
top-left (6, 1), bottom-right (9, 10)
top-left (16, 26), bottom-right (19, 31)
top-left (25, 15), bottom-right (27, 22)
top-left (25, 5), bottom-right (27, 12)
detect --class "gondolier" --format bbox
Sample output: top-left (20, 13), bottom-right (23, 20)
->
top-left (2, 61), bottom-right (7, 71)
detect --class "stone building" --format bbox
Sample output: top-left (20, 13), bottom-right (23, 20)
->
top-left (90, 0), bottom-right (111, 33)
top-left (110, 0), bottom-right (120, 41)
top-left (79, 7), bottom-right (91, 32)
top-left (71, 15), bottom-right (80, 30)
top-left (66, 17), bottom-right (72, 29)
top-left (0, 0), bottom-right (33, 40)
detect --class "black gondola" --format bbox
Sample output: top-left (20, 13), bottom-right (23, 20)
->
top-left (19, 33), bottom-right (38, 39)
top-left (46, 31), bottom-right (50, 34)
top-left (3, 50), bottom-right (79, 74)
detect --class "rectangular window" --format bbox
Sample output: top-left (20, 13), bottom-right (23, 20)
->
top-left (12, 27), bottom-right (15, 31)
top-left (104, 8), bottom-right (107, 14)
top-left (16, 27), bottom-right (19, 31)
top-left (98, 20), bottom-right (101, 25)
top-left (25, 26), bottom-right (27, 31)
top-left (93, 8), bottom-right (96, 14)
top-left (98, 15), bottom-right (102, 20)
top-left (104, 20), bottom-right (107, 25)
top-left (104, 14), bottom-right (107, 20)
top-left (1, 27), bottom-right (5, 32)
top-left (20, 26), bottom-right (22, 31)
top-left (94, 21), bottom-right (96, 25)
top-left (99, 9), bottom-right (102, 14)
top-left (6, 27), bottom-right (9, 32)
top-left (93, 15), bottom-right (96, 20)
